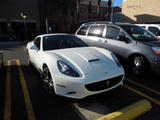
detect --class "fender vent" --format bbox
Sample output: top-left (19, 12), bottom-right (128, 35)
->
top-left (88, 59), bottom-right (100, 62)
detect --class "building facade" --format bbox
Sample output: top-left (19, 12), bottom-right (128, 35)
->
top-left (112, 6), bottom-right (122, 22)
top-left (79, 0), bottom-right (108, 22)
top-left (122, 0), bottom-right (160, 23)
top-left (0, 0), bottom-right (110, 40)
top-left (0, 0), bottom-right (40, 40)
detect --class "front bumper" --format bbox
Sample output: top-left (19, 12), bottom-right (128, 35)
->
top-left (150, 60), bottom-right (160, 73)
top-left (53, 70), bottom-right (124, 99)
top-left (150, 55), bottom-right (160, 73)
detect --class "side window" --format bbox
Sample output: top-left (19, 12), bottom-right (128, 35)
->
top-left (148, 26), bottom-right (160, 35)
top-left (119, 31), bottom-right (126, 37)
top-left (87, 25), bottom-right (105, 37)
top-left (106, 26), bottom-right (120, 40)
top-left (34, 37), bottom-right (41, 49)
top-left (77, 25), bottom-right (90, 35)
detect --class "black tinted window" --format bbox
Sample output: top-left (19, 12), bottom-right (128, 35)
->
top-left (119, 31), bottom-right (126, 37)
top-left (121, 25), bottom-right (158, 41)
top-left (34, 37), bottom-right (41, 49)
top-left (148, 26), bottom-right (160, 35)
top-left (43, 35), bottom-right (88, 51)
top-left (106, 26), bottom-right (120, 39)
top-left (77, 25), bottom-right (90, 35)
top-left (88, 25), bottom-right (105, 37)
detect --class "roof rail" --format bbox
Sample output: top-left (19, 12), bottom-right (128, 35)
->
top-left (114, 22), bottom-right (131, 24)
top-left (83, 21), bottom-right (113, 25)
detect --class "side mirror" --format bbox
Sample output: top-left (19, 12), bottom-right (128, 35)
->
top-left (30, 45), bottom-right (36, 50)
top-left (117, 36), bottom-right (129, 42)
top-left (30, 45), bottom-right (39, 52)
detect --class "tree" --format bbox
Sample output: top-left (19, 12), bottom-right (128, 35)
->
top-left (107, 0), bottom-right (112, 21)
top-left (97, 0), bottom-right (101, 17)
top-left (57, 0), bottom-right (77, 32)
top-left (88, 0), bottom-right (93, 21)
top-left (76, 0), bottom-right (80, 24)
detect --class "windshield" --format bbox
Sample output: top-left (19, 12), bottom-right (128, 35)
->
top-left (43, 35), bottom-right (88, 51)
top-left (121, 25), bottom-right (158, 41)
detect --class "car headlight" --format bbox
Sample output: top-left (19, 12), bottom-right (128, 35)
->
top-left (152, 47), bottom-right (160, 55)
top-left (57, 60), bottom-right (79, 77)
top-left (111, 53), bottom-right (121, 67)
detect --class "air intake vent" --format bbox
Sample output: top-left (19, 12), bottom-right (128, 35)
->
top-left (85, 75), bottom-right (123, 91)
top-left (88, 59), bottom-right (100, 62)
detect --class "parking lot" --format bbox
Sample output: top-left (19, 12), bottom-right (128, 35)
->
top-left (0, 42), bottom-right (160, 120)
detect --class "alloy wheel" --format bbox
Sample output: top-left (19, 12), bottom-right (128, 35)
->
top-left (42, 68), bottom-right (55, 95)
top-left (132, 57), bottom-right (142, 75)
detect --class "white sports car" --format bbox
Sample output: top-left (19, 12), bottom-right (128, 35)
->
top-left (26, 34), bottom-right (124, 99)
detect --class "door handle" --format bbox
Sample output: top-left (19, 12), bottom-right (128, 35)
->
top-left (99, 39), bottom-right (102, 42)
top-left (99, 39), bottom-right (107, 43)
top-left (104, 40), bottom-right (107, 43)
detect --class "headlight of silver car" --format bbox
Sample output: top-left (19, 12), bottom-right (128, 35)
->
top-left (111, 53), bottom-right (121, 67)
top-left (57, 60), bottom-right (79, 77)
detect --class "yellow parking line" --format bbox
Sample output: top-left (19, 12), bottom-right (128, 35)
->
top-left (97, 99), bottom-right (152, 120)
top-left (4, 60), bottom-right (11, 120)
top-left (123, 85), bottom-right (160, 105)
top-left (125, 78), bottom-right (160, 95)
top-left (16, 59), bottom-right (36, 120)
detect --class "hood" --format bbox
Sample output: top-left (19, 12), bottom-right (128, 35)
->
top-left (142, 40), bottom-right (160, 47)
top-left (46, 47), bottom-right (118, 75)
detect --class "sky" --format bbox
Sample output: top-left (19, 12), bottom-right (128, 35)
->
top-left (102, 0), bottom-right (123, 7)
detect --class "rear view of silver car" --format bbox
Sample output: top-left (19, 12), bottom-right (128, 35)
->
top-left (75, 22), bottom-right (160, 76)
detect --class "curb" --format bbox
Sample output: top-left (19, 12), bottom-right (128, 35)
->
top-left (97, 99), bottom-right (152, 120)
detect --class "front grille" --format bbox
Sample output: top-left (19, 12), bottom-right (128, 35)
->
top-left (85, 75), bottom-right (123, 91)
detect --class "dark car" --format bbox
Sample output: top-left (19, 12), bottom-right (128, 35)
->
top-left (0, 33), bottom-right (16, 41)
top-left (0, 49), bottom-right (3, 70)
top-left (75, 21), bottom-right (160, 75)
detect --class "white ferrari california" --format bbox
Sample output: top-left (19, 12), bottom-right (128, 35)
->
top-left (26, 34), bottom-right (124, 99)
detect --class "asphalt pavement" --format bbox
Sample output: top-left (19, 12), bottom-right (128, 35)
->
top-left (0, 41), bottom-right (160, 120)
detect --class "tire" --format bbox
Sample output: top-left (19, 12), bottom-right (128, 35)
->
top-left (28, 59), bottom-right (34, 71)
top-left (28, 59), bottom-right (32, 66)
top-left (41, 67), bottom-right (55, 95)
top-left (27, 51), bottom-right (34, 70)
top-left (130, 56), bottom-right (149, 76)
top-left (26, 49), bottom-right (31, 66)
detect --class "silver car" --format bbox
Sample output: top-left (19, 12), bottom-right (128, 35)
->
top-left (75, 21), bottom-right (160, 76)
